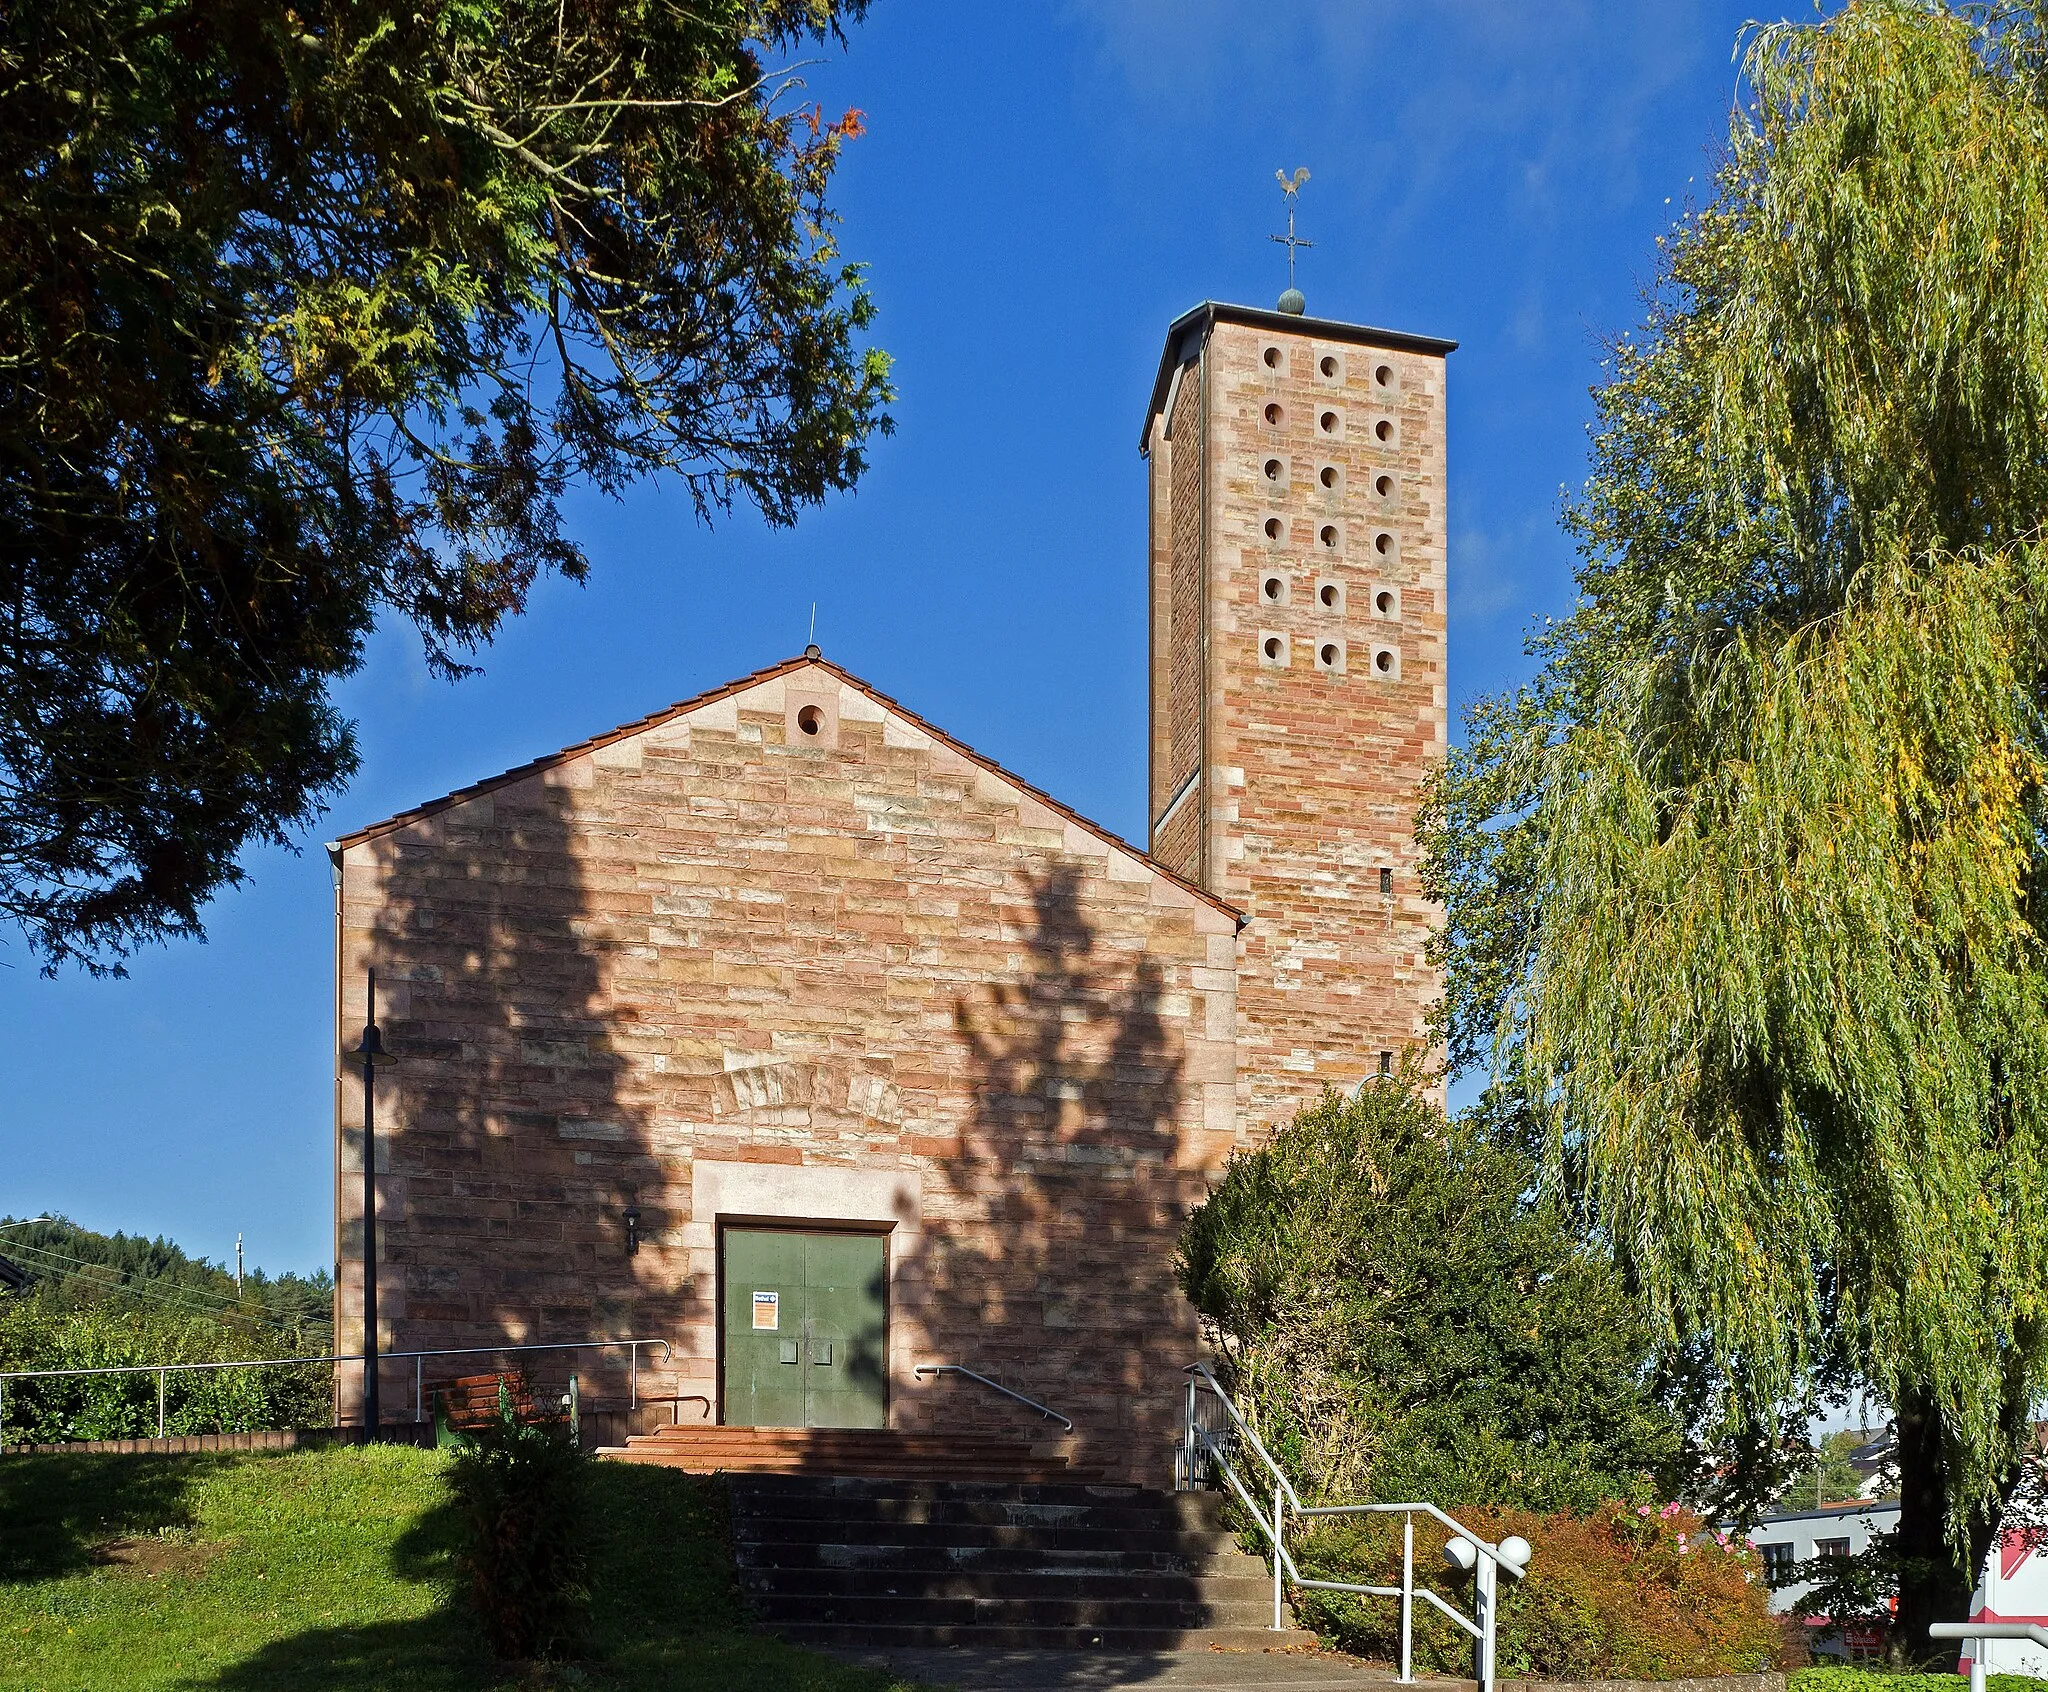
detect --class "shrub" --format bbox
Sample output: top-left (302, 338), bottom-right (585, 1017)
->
top-left (447, 1384), bottom-right (590, 1661)
top-left (0, 1292), bottom-right (328, 1443)
top-left (1289, 1499), bottom-right (1783, 1680)
top-left (1178, 1074), bottom-right (1682, 1510)
top-left (1790, 1673), bottom-right (2040, 1692)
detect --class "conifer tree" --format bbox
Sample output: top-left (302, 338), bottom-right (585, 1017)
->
top-left (1421, 0), bottom-right (2048, 1649)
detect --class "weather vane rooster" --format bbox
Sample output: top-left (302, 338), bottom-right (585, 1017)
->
top-left (1271, 168), bottom-right (1312, 315)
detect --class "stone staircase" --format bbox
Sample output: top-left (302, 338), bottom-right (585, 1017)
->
top-left (727, 1473), bottom-right (1317, 1650)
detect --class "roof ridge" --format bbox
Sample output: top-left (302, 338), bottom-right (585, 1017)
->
top-left (327, 655), bottom-right (1243, 924)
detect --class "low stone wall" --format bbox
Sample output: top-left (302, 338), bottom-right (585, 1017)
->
top-left (1, 1425), bottom-right (435, 1457)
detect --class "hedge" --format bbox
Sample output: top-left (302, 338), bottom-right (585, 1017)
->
top-left (1791, 1672), bottom-right (2032, 1692)
top-left (0, 1295), bottom-right (328, 1443)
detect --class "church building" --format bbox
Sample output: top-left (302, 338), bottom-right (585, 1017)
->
top-left (328, 299), bottom-right (1453, 1482)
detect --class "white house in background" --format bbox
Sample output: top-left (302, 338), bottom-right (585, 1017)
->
top-left (1745, 1502), bottom-right (2048, 1675)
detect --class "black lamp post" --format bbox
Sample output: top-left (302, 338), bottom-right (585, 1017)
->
top-left (351, 968), bottom-right (398, 1438)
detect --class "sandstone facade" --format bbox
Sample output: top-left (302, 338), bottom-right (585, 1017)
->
top-left (332, 301), bottom-right (1452, 1483)
top-left (333, 660), bottom-right (1242, 1478)
top-left (1145, 304), bottom-right (1451, 1132)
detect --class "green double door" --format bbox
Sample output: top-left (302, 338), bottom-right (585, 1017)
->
top-left (721, 1228), bottom-right (888, 1428)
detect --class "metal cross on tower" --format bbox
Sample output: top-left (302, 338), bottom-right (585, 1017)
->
top-left (1270, 168), bottom-right (1313, 313)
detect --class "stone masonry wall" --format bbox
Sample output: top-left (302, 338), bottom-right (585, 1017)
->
top-left (1202, 321), bottom-right (1449, 1137)
top-left (332, 660), bottom-right (1242, 1483)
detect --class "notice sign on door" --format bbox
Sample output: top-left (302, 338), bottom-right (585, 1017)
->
top-left (751, 1291), bottom-right (780, 1331)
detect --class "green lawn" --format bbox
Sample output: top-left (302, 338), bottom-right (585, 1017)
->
top-left (0, 1444), bottom-right (921, 1692)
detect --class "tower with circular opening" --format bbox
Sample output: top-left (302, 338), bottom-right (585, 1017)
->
top-left (1142, 299), bottom-right (1452, 1125)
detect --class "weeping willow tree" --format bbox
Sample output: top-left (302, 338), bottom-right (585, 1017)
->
top-left (1420, 1), bottom-right (2048, 1648)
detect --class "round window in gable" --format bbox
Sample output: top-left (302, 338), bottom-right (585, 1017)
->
top-left (797, 705), bottom-right (824, 737)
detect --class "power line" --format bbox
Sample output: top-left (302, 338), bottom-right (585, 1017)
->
top-left (4, 1240), bottom-right (264, 1320)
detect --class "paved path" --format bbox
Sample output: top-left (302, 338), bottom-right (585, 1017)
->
top-left (831, 1646), bottom-right (1463, 1692)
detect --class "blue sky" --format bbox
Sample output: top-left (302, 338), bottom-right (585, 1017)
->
top-left (2, 2), bottom-right (1785, 1275)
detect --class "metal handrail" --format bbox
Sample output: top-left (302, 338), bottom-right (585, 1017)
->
top-left (1930, 1620), bottom-right (2048, 1692)
top-left (0, 1338), bottom-right (673, 1448)
top-left (1180, 1361), bottom-right (1527, 1692)
top-left (913, 1363), bottom-right (1073, 1431)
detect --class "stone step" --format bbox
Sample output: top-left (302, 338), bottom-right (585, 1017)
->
top-left (739, 1568), bottom-right (1273, 1602)
top-left (602, 1442), bottom-right (1064, 1466)
top-left (766, 1622), bottom-right (1321, 1651)
top-left (730, 1475), bottom-right (1173, 1508)
top-left (733, 1520), bottom-right (1241, 1556)
top-left (729, 1494), bottom-right (1220, 1532)
top-left (748, 1591), bottom-right (1283, 1629)
top-left (734, 1540), bottom-right (1251, 1576)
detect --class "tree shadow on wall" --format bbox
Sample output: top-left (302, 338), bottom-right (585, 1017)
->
top-left (938, 864), bottom-right (1198, 1471)
top-left (356, 766), bottom-right (665, 1428)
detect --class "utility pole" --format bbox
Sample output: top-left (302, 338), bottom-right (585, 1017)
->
top-left (235, 1233), bottom-right (244, 1296)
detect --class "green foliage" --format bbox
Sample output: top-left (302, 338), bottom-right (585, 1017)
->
top-left (446, 1386), bottom-right (590, 1661)
top-left (1790, 1671), bottom-right (2039, 1692)
top-left (1177, 1072), bottom-right (1681, 1511)
top-left (0, 1445), bottom-right (917, 1692)
top-left (0, 1290), bottom-right (329, 1443)
top-left (1416, 0), bottom-right (2048, 1609)
top-left (0, 0), bottom-right (893, 972)
top-left (1292, 1500), bottom-right (1781, 1680)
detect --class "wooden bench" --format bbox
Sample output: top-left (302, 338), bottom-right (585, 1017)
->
top-left (425, 1371), bottom-right (546, 1443)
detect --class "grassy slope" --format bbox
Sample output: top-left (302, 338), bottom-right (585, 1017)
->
top-left (0, 1445), bottom-right (918, 1692)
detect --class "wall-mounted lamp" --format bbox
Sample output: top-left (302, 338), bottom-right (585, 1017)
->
top-left (622, 1206), bottom-right (640, 1257)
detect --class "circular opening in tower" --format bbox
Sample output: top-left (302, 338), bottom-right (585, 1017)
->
top-left (1319, 583), bottom-right (1339, 607)
top-left (1320, 466), bottom-right (1339, 489)
top-left (797, 705), bottom-right (823, 736)
top-left (1320, 355), bottom-right (1338, 377)
top-left (1320, 643), bottom-right (1340, 667)
top-left (1264, 459), bottom-right (1284, 482)
top-left (1375, 474), bottom-right (1393, 497)
top-left (1375, 589), bottom-right (1395, 615)
top-left (1263, 576), bottom-right (1284, 602)
top-left (1375, 531), bottom-right (1393, 554)
top-left (1263, 636), bottom-right (1284, 661)
top-left (1264, 403), bottom-right (1283, 425)
top-left (1375, 420), bottom-right (1394, 443)
top-left (1263, 347), bottom-right (1283, 369)
top-left (1375, 363), bottom-right (1393, 387)
top-left (1265, 517), bottom-right (1284, 540)
top-left (1320, 411), bottom-right (1338, 434)
top-left (1320, 525), bottom-right (1339, 549)
top-left (1375, 648), bottom-right (1395, 674)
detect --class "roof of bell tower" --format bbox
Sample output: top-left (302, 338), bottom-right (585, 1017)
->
top-left (1139, 300), bottom-right (1457, 452)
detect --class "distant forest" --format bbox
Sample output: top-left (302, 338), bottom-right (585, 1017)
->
top-left (0, 1216), bottom-right (332, 1351)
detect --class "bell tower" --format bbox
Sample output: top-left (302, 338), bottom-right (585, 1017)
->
top-left (1142, 299), bottom-right (1454, 1133)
